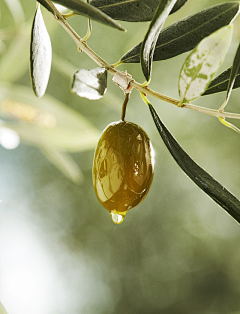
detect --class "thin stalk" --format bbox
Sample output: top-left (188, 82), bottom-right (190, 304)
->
top-left (218, 117), bottom-right (240, 134)
top-left (42, 0), bottom-right (240, 121)
top-left (121, 93), bottom-right (130, 121)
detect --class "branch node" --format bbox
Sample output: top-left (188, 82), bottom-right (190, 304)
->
top-left (113, 71), bottom-right (134, 94)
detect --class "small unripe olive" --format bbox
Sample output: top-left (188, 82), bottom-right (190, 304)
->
top-left (92, 120), bottom-right (154, 224)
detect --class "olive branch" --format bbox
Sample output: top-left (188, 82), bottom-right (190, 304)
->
top-left (40, 0), bottom-right (240, 122)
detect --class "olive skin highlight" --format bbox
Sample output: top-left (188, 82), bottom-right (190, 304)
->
top-left (93, 120), bottom-right (154, 221)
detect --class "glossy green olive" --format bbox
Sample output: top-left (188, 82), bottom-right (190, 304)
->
top-left (92, 120), bottom-right (154, 221)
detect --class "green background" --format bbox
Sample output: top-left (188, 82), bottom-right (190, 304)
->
top-left (1, 1), bottom-right (240, 313)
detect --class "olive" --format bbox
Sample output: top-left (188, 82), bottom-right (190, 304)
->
top-left (92, 120), bottom-right (154, 224)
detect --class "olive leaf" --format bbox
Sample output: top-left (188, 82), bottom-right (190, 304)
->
top-left (4, 0), bottom-right (25, 24)
top-left (120, 2), bottom-right (240, 64)
top-left (52, 54), bottom-right (123, 113)
top-left (38, 0), bottom-right (125, 31)
top-left (0, 24), bottom-right (29, 82)
top-left (223, 41), bottom-right (240, 108)
top-left (149, 103), bottom-right (240, 224)
top-left (30, 4), bottom-right (52, 98)
top-left (40, 147), bottom-right (84, 184)
top-left (170, 0), bottom-right (188, 14)
top-left (206, 42), bottom-right (240, 101)
top-left (72, 67), bottom-right (107, 100)
top-left (179, 25), bottom-right (233, 103)
top-left (0, 302), bottom-right (7, 314)
top-left (35, 0), bottom-right (55, 14)
top-left (0, 83), bottom-right (100, 152)
top-left (89, 0), bottom-right (188, 22)
top-left (203, 66), bottom-right (240, 96)
top-left (141, 0), bottom-right (177, 82)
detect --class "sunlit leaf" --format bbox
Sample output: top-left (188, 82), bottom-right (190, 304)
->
top-left (41, 147), bottom-right (84, 184)
top-left (0, 25), bottom-right (29, 82)
top-left (89, 0), bottom-right (188, 22)
top-left (38, 0), bottom-right (125, 31)
top-left (149, 103), bottom-right (240, 224)
top-left (141, 0), bottom-right (177, 81)
top-left (179, 25), bottom-right (233, 103)
top-left (30, 4), bottom-right (52, 98)
top-left (52, 55), bottom-right (122, 113)
top-left (0, 83), bottom-right (100, 152)
top-left (120, 2), bottom-right (240, 64)
top-left (203, 66), bottom-right (240, 96)
top-left (0, 40), bottom-right (6, 56)
top-left (72, 67), bottom-right (107, 100)
top-left (0, 14), bottom-right (57, 84)
top-left (4, 0), bottom-right (25, 24)
top-left (0, 302), bottom-right (7, 314)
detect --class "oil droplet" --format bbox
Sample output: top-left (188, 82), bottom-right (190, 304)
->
top-left (111, 210), bottom-right (126, 225)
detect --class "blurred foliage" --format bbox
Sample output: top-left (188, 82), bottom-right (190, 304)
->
top-left (1, 1), bottom-right (240, 314)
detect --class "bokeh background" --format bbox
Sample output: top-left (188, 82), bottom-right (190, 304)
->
top-left (1, 0), bottom-right (240, 313)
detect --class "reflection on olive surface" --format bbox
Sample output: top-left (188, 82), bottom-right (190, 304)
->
top-left (93, 121), bottom-right (154, 219)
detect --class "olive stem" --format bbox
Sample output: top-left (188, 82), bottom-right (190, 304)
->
top-left (42, 0), bottom-right (240, 121)
top-left (121, 93), bottom-right (130, 121)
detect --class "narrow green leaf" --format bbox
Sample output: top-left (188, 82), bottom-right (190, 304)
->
top-left (37, 0), bottom-right (55, 14)
top-left (120, 2), bottom-right (240, 64)
top-left (72, 67), bottom-right (107, 100)
top-left (0, 83), bottom-right (100, 152)
top-left (4, 0), bottom-right (25, 24)
top-left (225, 42), bottom-right (240, 105)
top-left (89, 0), bottom-right (188, 22)
top-left (170, 0), bottom-right (188, 14)
top-left (179, 25), bottom-right (233, 103)
top-left (0, 302), bottom-right (7, 314)
top-left (38, 0), bottom-right (125, 31)
top-left (41, 146), bottom-right (84, 184)
top-left (0, 25), bottom-right (29, 82)
top-left (203, 66), bottom-right (240, 96)
top-left (141, 0), bottom-right (177, 81)
top-left (52, 53), bottom-right (78, 77)
top-left (30, 4), bottom-right (52, 98)
top-left (149, 103), bottom-right (240, 224)
top-left (89, 0), bottom-right (159, 22)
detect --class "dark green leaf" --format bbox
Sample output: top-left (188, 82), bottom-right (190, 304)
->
top-left (170, 0), bottom-right (188, 14)
top-left (141, 0), bottom-right (177, 81)
top-left (225, 42), bottom-right (240, 103)
top-left (89, 0), bottom-right (159, 22)
top-left (72, 67), bottom-right (107, 100)
top-left (30, 4), bottom-right (52, 98)
top-left (149, 103), bottom-right (240, 224)
top-left (203, 66), bottom-right (240, 96)
top-left (37, 0), bottom-right (55, 14)
top-left (121, 2), bottom-right (240, 64)
top-left (89, 0), bottom-right (188, 22)
top-left (38, 0), bottom-right (125, 31)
